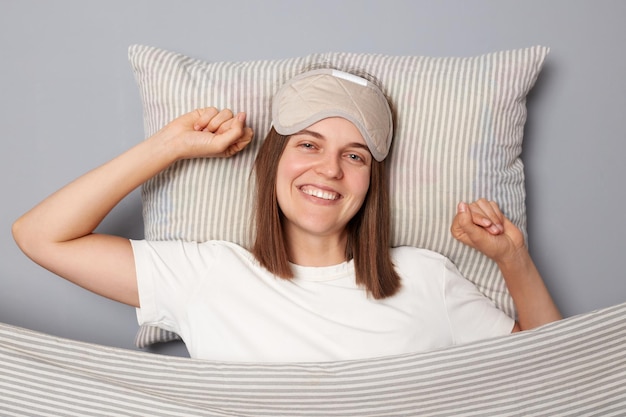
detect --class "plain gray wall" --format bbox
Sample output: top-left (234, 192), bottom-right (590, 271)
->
top-left (2, 0), bottom-right (625, 357)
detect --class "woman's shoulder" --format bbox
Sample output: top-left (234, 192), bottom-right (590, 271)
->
top-left (134, 239), bottom-right (255, 263)
top-left (138, 238), bottom-right (247, 250)
top-left (390, 246), bottom-right (459, 284)
top-left (390, 246), bottom-right (452, 265)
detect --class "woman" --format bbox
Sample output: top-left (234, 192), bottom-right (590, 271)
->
top-left (12, 69), bottom-right (561, 362)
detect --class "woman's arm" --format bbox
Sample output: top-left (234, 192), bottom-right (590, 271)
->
top-left (12, 108), bottom-right (253, 307)
top-left (450, 199), bottom-right (562, 332)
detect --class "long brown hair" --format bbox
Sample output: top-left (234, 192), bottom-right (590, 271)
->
top-left (251, 127), bottom-right (401, 299)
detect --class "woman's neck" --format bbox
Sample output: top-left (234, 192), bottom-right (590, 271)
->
top-left (286, 229), bottom-right (348, 267)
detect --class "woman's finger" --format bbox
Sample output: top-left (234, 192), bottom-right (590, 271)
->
top-left (210, 112), bottom-right (254, 157)
top-left (201, 108), bottom-right (234, 133)
top-left (193, 107), bottom-right (220, 131)
top-left (470, 199), bottom-right (504, 234)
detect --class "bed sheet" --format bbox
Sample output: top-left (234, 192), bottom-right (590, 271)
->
top-left (1, 302), bottom-right (625, 416)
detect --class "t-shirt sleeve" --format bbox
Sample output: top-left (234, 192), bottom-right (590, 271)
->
top-left (130, 239), bottom-right (210, 335)
top-left (442, 259), bottom-right (515, 345)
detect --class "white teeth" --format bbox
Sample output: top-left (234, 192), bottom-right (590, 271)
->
top-left (301, 187), bottom-right (340, 200)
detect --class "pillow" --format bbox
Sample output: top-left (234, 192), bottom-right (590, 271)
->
top-left (129, 44), bottom-right (549, 347)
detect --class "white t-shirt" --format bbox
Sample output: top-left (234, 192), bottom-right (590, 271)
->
top-left (132, 240), bottom-right (514, 362)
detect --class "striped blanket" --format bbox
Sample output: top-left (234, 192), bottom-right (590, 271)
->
top-left (1, 302), bottom-right (625, 416)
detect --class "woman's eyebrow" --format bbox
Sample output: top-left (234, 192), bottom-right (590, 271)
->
top-left (292, 129), bottom-right (324, 139)
top-left (348, 142), bottom-right (370, 151)
top-left (292, 130), bottom-right (368, 148)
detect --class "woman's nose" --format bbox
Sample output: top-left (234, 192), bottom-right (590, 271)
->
top-left (315, 154), bottom-right (343, 179)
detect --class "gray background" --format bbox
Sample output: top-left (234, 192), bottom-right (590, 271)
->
top-left (2, 0), bottom-right (625, 357)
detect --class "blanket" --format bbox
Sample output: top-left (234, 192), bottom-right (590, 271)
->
top-left (1, 302), bottom-right (625, 416)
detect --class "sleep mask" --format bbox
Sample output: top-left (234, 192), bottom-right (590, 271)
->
top-left (271, 68), bottom-right (393, 161)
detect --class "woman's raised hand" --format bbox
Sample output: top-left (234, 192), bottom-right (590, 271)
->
top-left (451, 199), bottom-right (562, 331)
top-left (158, 107), bottom-right (254, 160)
top-left (450, 198), bottom-right (526, 265)
top-left (12, 107), bottom-right (253, 308)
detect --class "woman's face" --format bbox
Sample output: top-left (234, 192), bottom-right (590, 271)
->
top-left (276, 117), bottom-right (372, 245)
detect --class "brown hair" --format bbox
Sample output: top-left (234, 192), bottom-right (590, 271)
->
top-left (251, 127), bottom-right (401, 299)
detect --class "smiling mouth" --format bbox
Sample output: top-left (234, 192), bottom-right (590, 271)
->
top-left (299, 186), bottom-right (341, 201)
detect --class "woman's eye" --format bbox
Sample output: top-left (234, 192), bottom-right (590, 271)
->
top-left (347, 153), bottom-right (363, 162)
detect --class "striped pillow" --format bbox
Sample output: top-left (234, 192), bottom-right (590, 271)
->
top-left (129, 45), bottom-right (549, 347)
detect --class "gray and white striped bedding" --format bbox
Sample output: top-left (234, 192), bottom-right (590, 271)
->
top-left (2, 302), bottom-right (625, 416)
